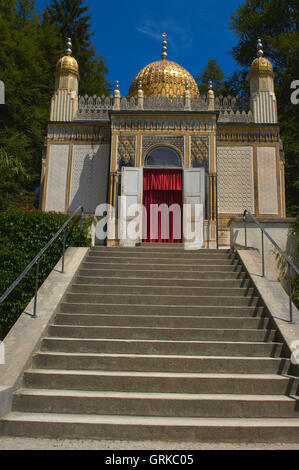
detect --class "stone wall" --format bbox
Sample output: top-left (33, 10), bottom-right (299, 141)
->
top-left (69, 144), bottom-right (110, 214)
top-left (45, 144), bottom-right (69, 212)
top-left (44, 143), bottom-right (110, 214)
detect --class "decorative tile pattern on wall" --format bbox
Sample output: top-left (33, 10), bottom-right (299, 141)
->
top-left (117, 135), bottom-right (136, 166)
top-left (112, 118), bottom-right (215, 132)
top-left (191, 136), bottom-right (209, 167)
top-left (257, 146), bottom-right (278, 214)
top-left (217, 146), bottom-right (254, 214)
top-left (69, 144), bottom-right (110, 213)
top-left (46, 144), bottom-right (69, 212)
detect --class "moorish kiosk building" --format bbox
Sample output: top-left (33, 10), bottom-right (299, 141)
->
top-left (40, 36), bottom-right (285, 248)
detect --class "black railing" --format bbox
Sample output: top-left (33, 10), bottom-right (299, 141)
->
top-left (242, 209), bottom-right (299, 323)
top-left (0, 206), bottom-right (84, 318)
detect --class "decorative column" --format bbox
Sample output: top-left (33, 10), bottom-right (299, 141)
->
top-left (113, 81), bottom-right (121, 110)
top-left (107, 171), bottom-right (117, 246)
top-left (208, 81), bottom-right (215, 111)
top-left (184, 81), bottom-right (191, 111)
top-left (209, 173), bottom-right (217, 221)
top-left (137, 80), bottom-right (144, 110)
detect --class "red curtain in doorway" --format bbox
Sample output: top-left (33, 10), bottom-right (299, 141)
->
top-left (142, 169), bottom-right (182, 243)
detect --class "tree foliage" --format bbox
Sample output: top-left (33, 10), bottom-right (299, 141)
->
top-left (0, 148), bottom-right (29, 210)
top-left (0, 0), bottom-right (61, 191)
top-left (196, 59), bottom-right (227, 96)
top-left (0, 0), bottom-right (110, 208)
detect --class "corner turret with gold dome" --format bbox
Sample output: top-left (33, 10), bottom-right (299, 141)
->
top-left (248, 39), bottom-right (277, 123)
top-left (128, 33), bottom-right (199, 98)
top-left (50, 38), bottom-right (79, 121)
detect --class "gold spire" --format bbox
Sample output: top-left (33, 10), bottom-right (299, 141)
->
top-left (66, 37), bottom-right (72, 56)
top-left (161, 33), bottom-right (167, 60)
top-left (257, 38), bottom-right (264, 57)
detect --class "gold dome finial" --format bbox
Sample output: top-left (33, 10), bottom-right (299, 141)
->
top-left (257, 38), bottom-right (264, 57)
top-left (56, 37), bottom-right (79, 77)
top-left (161, 33), bottom-right (167, 60)
top-left (248, 38), bottom-right (273, 80)
top-left (66, 37), bottom-right (72, 56)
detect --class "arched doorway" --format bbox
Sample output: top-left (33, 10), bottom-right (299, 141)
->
top-left (143, 147), bottom-right (182, 243)
top-left (144, 146), bottom-right (182, 168)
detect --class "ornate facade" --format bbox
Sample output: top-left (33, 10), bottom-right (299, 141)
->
top-left (40, 37), bottom-right (286, 247)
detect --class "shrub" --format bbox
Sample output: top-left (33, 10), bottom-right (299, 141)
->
top-left (275, 216), bottom-right (299, 310)
top-left (0, 208), bottom-right (91, 339)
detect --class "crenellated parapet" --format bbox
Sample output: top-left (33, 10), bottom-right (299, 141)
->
top-left (218, 110), bottom-right (254, 123)
top-left (73, 93), bottom-right (250, 121)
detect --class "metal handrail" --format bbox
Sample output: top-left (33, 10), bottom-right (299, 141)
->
top-left (0, 206), bottom-right (84, 317)
top-left (243, 209), bottom-right (299, 323)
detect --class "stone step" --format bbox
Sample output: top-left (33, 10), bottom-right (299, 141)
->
top-left (65, 292), bottom-right (260, 307)
top-left (78, 268), bottom-right (247, 279)
top-left (23, 369), bottom-right (298, 396)
top-left (2, 412), bottom-right (299, 442)
top-left (1, 245), bottom-right (297, 444)
top-left (75, 276), bottom-right (252, 288)
top-left (55, 313), bottom-right (272, 329)
top-left (82, 259), bottom-right (239, 268)
top-left (47, 325), bottom-right (277, 342)
top-left (92, 245), bottom-right (226, 252)
top-left (12, 389), bottom-right (299, 419)
top-left (59, 303), bottom-right (266, 317)
top-left (70, 284), bottom-right (255, 298)
top-left (40, 337), bottom-right (283, 357)
top-left (88, 251), bottom-right (234, 260)
top-left (32, 352), bottom-right (291, 374)
top-left (0, 412), bottom-right (299, 443)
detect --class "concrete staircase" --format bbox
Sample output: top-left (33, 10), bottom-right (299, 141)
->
top-left (1, 244), bottom-right (299, 442)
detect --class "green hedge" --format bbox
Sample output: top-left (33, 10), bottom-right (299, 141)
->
top-left (275, 216), bottom-right (299, 310)
top-left (0, 208), bottom-right (91, 339)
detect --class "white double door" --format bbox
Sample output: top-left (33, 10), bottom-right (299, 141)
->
top-left (119, 167), bottom-right (205, 249)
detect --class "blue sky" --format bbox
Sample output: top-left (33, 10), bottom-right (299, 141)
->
top-left (36, 0), bottom-right (244, 95)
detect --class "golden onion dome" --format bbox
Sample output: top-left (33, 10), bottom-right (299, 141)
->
top-left (248, 39), bottom-right (273, 79)
top-left (128, 33), bottom-right (199, 98)
top-left (56, 38), bottom-right (79, 77)
top-left (56, 55), bottom-right (79, 76)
